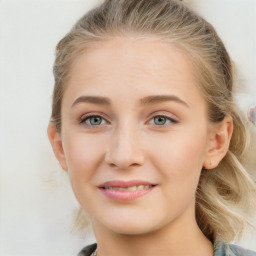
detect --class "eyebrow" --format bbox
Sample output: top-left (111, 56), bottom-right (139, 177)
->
top-left (71, 94), bottom-right (189, 108)
top-left (140, 95), bottom-right (189, 108)
top-left (71, 96), bottom-right (111, 108)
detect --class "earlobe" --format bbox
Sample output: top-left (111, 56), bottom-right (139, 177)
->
top-left (203, 116), bottom-right (233, 169)
top-left (47, 123), bottom-right (68, 171)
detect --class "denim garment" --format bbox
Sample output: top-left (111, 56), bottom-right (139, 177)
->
top-left (78, 241), bottom-right (256, 256)
top-left (214, 240), bottom-right (256, 256)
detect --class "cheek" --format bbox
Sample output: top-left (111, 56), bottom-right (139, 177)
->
top-left (62, 132), bottom-right (106, 180)
top-left (62, 132), bottom-right (108, 209)
top-left (155, 132), bottom-right (207, 213)
top-left (149, 126), bottom-right (208, 186)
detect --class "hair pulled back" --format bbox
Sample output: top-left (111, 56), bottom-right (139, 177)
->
top-left (50, 0), bottom-right (256, 242)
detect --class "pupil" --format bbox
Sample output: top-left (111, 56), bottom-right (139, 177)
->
top-left (154, 116), bottom-right (166, 125)
top-left (91, 117), bottom-right (101, 125)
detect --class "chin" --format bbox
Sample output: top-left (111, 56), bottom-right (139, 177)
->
top-left (97, 212), bottom-right (166, 236)
top-left (107, 222), bottom-right (158, 235)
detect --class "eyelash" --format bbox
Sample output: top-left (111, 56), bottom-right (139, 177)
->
top-left (148, 114), bottom-right (178, 126)
top-left (80, 113), bottom-right (108, 127)
top-left (79, 113), bottom-right (178, 127)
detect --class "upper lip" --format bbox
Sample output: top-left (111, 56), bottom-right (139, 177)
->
top-left (99, 180), bottom-right (156, 188)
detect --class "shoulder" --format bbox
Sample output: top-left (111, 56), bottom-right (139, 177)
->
top-left (214, 240), bottom-right (256, 256)
top-left (77, 243), bottom-right (97, 256)
top-left (77, 242), bottom-right (256, 256)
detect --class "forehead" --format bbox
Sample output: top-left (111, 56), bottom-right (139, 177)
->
top-left (69, 37), bottom-right (193, 81)
top-left (63, 37), bottom-right (203, 107)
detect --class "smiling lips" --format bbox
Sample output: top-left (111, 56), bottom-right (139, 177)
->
top-left (99, 180), bottom-right (156, 201)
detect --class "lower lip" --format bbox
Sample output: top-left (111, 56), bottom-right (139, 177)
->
top-left (99, 186), bottom-right (155, 201)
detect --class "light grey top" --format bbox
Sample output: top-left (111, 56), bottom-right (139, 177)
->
top-left (78, 240), bottom-right (256, 256)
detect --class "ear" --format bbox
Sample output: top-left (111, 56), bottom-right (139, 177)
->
top-left (47, 123), bottom-right (68, 171)
top-left (203, 116), bottom-right (233, 169)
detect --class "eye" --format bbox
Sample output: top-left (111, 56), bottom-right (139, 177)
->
top-left (149, 115), bottom-right (178, 126)
top-left (80, 115), bottom-right (107, 126)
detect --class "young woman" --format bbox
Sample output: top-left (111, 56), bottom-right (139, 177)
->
top-left (47, 0), bottom-right (256, 255)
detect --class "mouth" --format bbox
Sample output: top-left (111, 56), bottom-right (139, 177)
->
top-left (104, 184), bottom-right (155, 191)
top-left (98, 180), bottom-right (157, 201)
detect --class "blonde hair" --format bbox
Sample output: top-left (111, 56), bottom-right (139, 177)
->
top-left (50, 0), bottom-right (256, 242)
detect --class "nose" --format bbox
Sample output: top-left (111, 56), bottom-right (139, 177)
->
top-left (104, 124), bottom-right (145, 169)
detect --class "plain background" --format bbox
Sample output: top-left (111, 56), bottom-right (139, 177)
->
top-left (0, 0), bottom-right (255, 255)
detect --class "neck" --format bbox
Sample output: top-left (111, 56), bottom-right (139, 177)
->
top-left (93, 208), bottom-right (213, 256)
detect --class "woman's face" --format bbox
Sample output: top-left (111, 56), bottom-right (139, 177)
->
top-left (60, 37), bottom-right (212, 235)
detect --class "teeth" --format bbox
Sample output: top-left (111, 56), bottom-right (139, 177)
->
top-left (128, 186), bottom-right (137, 191)
top-left (105, 185), bottom-right (152, 191)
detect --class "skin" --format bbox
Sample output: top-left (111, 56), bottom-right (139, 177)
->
top-left (48, 37), bottom-right (233, 256)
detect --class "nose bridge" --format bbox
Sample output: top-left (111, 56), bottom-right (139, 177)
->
top-left (105, 119), bottom-right (144, 169)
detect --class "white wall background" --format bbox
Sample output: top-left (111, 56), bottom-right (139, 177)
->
top-left (0, 0), bottom-right (255, 255)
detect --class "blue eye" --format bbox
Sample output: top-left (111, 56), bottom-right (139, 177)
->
top-left (81, 115), bottom-right (107, 126)
top-left (150, 115), bottom-right (177, 126)
top-left (153, 116), bottom-right (168, 125)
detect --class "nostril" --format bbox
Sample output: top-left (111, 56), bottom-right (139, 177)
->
top-left (104, 135), bottom-right (145, 169)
